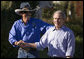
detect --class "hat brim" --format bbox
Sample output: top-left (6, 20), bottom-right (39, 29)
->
top-left (15, 9), bottom-right (34, 15)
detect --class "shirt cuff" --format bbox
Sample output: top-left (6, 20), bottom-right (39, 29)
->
top-left (66, 52), bottom-right (73, 57)
top-left (12, 40), bottom-right (19, 47)
top-left (35, 42), bottom-right (43, 51)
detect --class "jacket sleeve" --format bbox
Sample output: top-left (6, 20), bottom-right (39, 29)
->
top-left (39, 19), bottom-right (53, 34)
top-left (35, 29), bottom-right (49, 51)
top-left (8, 21), bottom-right (19, 47)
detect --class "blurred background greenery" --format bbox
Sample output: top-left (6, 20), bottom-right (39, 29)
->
top-left (1, 1), bottom-right (83, 58)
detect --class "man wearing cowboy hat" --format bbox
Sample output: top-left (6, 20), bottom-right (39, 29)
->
top-left (8, 2), bottom-right (52, 58)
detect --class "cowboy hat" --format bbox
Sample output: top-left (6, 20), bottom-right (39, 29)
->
top-left (15, 2), bottom-right (34, 15)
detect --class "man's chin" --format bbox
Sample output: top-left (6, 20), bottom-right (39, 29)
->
top-left (55, 24), bottom-right (59, 27)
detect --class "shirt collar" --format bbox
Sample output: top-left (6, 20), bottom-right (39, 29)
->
top-left (20, 17), bottom-right (32, 24)
top-left (53, 25), bottom-right (65, 31)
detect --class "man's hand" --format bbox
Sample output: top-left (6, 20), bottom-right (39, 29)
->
top-left (66, 56), bottom-right (71, 58)
top-left (14, 40), bottom-right (36, 49)
top-left (14, 40), bottom-right (31, 51)
top-left (14, 40), bottom-right (25, 47)
top-left (23, 43), bottom-right (37, 48)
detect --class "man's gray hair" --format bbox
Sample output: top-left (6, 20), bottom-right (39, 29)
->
top-left (53, 10), bottom-right (66, 19)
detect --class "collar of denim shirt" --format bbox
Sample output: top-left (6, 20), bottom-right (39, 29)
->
top-left (20, 17), bottom-right (33, 24)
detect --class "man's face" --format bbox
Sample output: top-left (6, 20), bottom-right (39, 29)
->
top-left (53, 13), bottom-right (65, 29)
top-left (20, 8), bottom-right (31, 19)
top-left (21, 12), bottom-right (31, 18)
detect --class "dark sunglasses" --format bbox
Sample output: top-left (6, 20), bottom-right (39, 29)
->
top-left (19, 11), bottom-right (30, 14)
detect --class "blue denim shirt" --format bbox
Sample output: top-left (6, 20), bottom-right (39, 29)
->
top-left (9, 17), bottom-right (52, 47)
